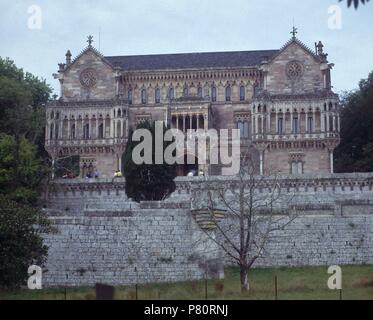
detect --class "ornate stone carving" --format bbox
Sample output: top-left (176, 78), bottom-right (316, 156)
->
top-left (80, 68), bottom-right (97, 88)
top-left (286, 61), bottom-right (304, 80)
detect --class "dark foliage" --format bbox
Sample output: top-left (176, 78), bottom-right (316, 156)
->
top-left (335, 71), bottom-right (373, 172)
top-left (122, 121), bottom-right (177, 202)
top-left (339, 0), bottom-right (370, 9)
top-left (0, 57), bottom-right (53, 289)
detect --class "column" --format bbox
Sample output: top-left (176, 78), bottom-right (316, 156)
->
top-left (96, 118), bottom-right (98, 139)
top-left (330, 150), bottom-right (334, 174)
top-left (67, 119), bottom-right (70, 140)
top-left (204, 114), bottom-right (208, 130)
top-left (275, 112), bottom-right (279, 134)
top-left (183, 115), bottom-right (186, 133)
top-left (118, 154), bottom-right (122, 171)
top-left (321, 112), bottom-right (325, 132)
top-left (103, 119), bottom-right (106, 139)
top-left (312, 111), bottom-right (316, 133)
top-left (197, 114), bottom-right (200, 130)
top-left (261, 116), bottom-right (264, 134)
top-left (189, 114), bottom-right (192, 130)
top-left (59, 118), bottom-right (63, 139)
top-left (111, 118), bottom-right (114, 138)
top-left (89, 116), bottom-right (92, 139)
top-left (290, 111), bottom-right (293, 134)
top-left (259, 151), bottom-right (264, 175)
top-left (333, 115), bottom-right (337, 133)
top-left (255, 116), bottom-right (258, 135)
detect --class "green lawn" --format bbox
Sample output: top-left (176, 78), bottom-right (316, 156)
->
top-left (1, 265), bottom-right (373, 300)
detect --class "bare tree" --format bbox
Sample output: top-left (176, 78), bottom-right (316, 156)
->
top-left (191, 156), bottom-right (298, 292)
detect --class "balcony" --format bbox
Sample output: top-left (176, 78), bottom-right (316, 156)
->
top-left (252, 131), bottom-right (340, 141)
top-left (45, 137), bottom-right (128, 147)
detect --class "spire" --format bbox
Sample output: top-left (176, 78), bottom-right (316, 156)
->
top-left (87, 35), bottom-right (94, 47)
top-left (291, 25), bottom-right (298, 39)
top-left (65, 50), bottom-right (72, 66)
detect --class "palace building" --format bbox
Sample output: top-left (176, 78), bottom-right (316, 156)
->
top-left (45, 30), bottom-right (340, 178)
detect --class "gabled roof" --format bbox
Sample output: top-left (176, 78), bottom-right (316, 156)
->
top-left (268, 37), bottom-right (322, 63)
top-left (104, 50), bottom-right (279, 71)
top-left (63, 46), bottom-right (115, 73)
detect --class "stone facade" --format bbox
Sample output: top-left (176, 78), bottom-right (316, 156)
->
top-left (43, 173), bottom-right (373, 287)
top-left (45, 33), bottom-right (340, 178)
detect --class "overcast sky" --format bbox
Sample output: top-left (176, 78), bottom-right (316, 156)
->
top-left (0, 0), bottom-right (372, 95)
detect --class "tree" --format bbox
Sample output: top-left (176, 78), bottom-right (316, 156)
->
top-left (191, 157), bottom-right (297, 292)
top-left (0, 57), bottom-right (51, 155)
top-left (0, 134), bottom-right (47, 205)
top-left (339, 0), bottom-right (370, 9)
top-left (335, 71), bottom-right (373, 172)
top-left (0, 57), bottom-right (53, 289)
top-left (122, 120), bottom-right (177, 202)
top-left (0, 196), bottom-right (53, 289)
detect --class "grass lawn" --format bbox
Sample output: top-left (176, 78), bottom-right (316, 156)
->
top-left (1, 265), bottom-right (372, 300)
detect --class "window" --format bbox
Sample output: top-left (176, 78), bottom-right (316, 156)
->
top-left (291, 161), bottom-right (303, 175)
top-left (71, 124), bottom-right (76, 139)
top-left (98, 123), bottom-right (104, 139)
top-left (50, 111), bottom-right (54, 119)
top-left (244, 121), bottom-right (249, 138)
top-left (293, 117), bottom-right (299, 134)
top-left (211, 86), bottom-right (217, 102)
top-left (128, 89), bottom-right (132, 105)
top-left (237, 121), bottom-right (250, 139)
top-left (329, 115), bottom-right (334, 131)
top-left (83, 123), bottom-right (90, 139)
top-left (141, 89), bottom-right (147, 104)
top-left (237, 121), bottom-right (244, 138)
top-left (278, 118), bottom-right (284, 134)
top-left (183, 86), bottom-right (188, 97)
top-left (240, 85), bottom-right (245, 101)
top-left (225, 86), bottom-right (231, 102)
top-left (55, 124), bottom-right (59, 139)
top-left (118, 109), bottom-right (121, 117)
top-left (155, 88), bottom-right (161, 104)
top-left (168, 87), bottom-right (174, 100)
top-left (197, 86), bottom-right (203, 98)
top-left (50, 123), bottom-right (54, 140)
top-left (307, 117), bottom-right (313, 133)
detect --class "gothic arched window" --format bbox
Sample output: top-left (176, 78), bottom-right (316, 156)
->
top-left (50, 123), bottom-right (54, 140)
top-left (240, 85), bottom-right (245, 101)
top-left (71, 124), bottom-right (76, 139)
top-left (155, 88), bottom-right (161, 104)
top-left (141, 89), bottom-right (147, 104)
top-left (168, 87), bottom-right (174, 100)
top-left (128, 89), bottom-right (132, 105)
top-left (183, 86), bottom-right (188, 97)
top-left (197, 86), bottom-right (203, 98)
top-left (83, 123), bottom-right (90, 139)
top-left (98, 123), bottom-right (104, 139)
top-left (225, 86), bottom-right (231, 102)
top-left (211, 86), bottom-right (217, 102)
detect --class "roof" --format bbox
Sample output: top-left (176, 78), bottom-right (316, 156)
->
top-left (104, 50), bottom-right (279, 71)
